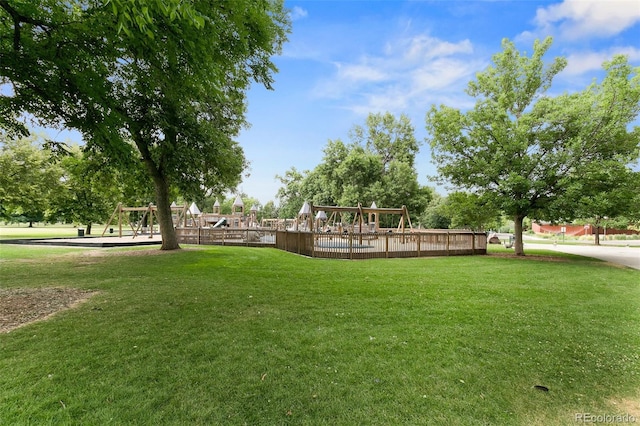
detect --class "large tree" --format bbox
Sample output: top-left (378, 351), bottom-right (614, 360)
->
top-left (440, 192), bottom-right (502, 231)
top-left (276, 167), bottom-right (307, 219)
top-left (1, 0), bottom-right (290, 249)
top-left (426, 38), bottom-right (640, 255)
top-left (277, 112), bottom-right (431, 223)
top-left (564, 163), bottom-right (640, 245)
top-left (48, 145), bottom-right (155, 234)
top-left (0, 134), bottom-right (59, 225)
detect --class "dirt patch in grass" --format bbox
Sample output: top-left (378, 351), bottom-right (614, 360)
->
top-left (609, 397), bottom-right (640, 418)
top-left (0, 287), bottom-right (99, 333)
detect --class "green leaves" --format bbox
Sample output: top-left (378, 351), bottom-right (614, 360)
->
top-left (0, 135), bottom-right (59, 224)
top-left (108, 0), bottom-right (205, 38)
top-left (427, 37), bottom-right (640, 254)
top-left (277, 112), bottom-right (431, 223)
top-left (1, 0), bottom-right (291, 248)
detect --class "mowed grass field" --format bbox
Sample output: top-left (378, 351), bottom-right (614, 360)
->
top-left (0, 224), bottom-right (88, 239)
top-left (0, 244), bottom-right (638, 425)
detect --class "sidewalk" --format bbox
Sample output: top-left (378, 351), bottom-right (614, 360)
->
top-left (526, 241), bottom-right (640, 270)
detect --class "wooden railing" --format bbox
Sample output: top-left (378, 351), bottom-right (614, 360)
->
top-left (175, 228), bottom-right (276, 247)
top-left (176, 228), bottom-right (486, 259)
top-left (276, 230), bottom-right (486, 259)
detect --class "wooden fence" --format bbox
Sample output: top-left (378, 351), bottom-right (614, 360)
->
top-left (175, 228), bottom-right (277, 247)
top-left (275, 230), bottom-right (487, 259)
top-left (176, 228), bottom-right (486, 259)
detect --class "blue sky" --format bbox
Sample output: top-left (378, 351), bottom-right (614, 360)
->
top-left (235, 0), bottom-right (640, 205)
top-left (39, 1), bottom-right (640, 206)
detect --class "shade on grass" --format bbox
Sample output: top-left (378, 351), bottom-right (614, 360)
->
top-left (0, 246), bottom-right (638, 424)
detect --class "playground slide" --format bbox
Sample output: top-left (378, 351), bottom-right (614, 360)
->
top-left (212, 217), bottom-right (227, 228)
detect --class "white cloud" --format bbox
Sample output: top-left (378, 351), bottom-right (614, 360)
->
top-left (289, 6), bottom-right (308, 21)
top-left (350, 88), bottom-right (411, 116)
top-left (393, 36), bottom-right (474, 62)
top-left (411, 58), bottom-right (479, 92)
top-left (562, 46), bottom-right (640, 75)
top-left (530, 0), bottom-right (640, 40)
top-left (313, 35), bottom-right (479, 115)
top-left (336, 61), bottom-right (388, 83)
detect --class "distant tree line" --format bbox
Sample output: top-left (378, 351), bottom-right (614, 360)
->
top-left (275, 112), bottom-right (433, 226)
top-left (0, 135), bottom-right (155, 234)
top-left (276, 38), bottom-right (640, 255)
top-left (1, 0), bottom-right (290, 249)
top-left (2, 6), bottom-right (638, 258)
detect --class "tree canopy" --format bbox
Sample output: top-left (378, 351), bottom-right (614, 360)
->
top-left (1, 0), bottom-right (290, 249)
top-left (277, 112), bottom-right (432, 223)
top-left (48, 145), bottom-right (155, 234)
top-left (0, 133), bottom-right (156, 230)
top-left (0, 135), bottom-right (58, 225)
top-left (562, 163), bottom-right (640, 245)
top-left (426, 38), bottom-right (640, 255)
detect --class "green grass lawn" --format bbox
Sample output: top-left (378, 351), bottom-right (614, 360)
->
top-left (0, 224), bottom-right (88, 239)
top-left (1, 245), bottom-right (638, 424)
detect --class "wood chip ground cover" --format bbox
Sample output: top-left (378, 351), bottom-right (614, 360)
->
top-left (0, 287), bottom-right (98, 333)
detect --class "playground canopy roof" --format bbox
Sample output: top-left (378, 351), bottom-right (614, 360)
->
top-left (298, 201), bottom-right (312, 216)
top-left (188, 202), bottom-right (201, 215)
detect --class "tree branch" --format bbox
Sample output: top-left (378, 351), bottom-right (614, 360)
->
top-left (0, 0), bottom-right (53, 50)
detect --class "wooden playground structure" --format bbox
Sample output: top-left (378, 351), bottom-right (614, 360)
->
top-left (276, 201), bottom-right (486, 259)
top-left (101, 202), bottom-right (195, 238)
top-left (301, 202), bottom-right (412, 233)
top-left (176, 200), bottom-right (486, 258)
top-left (100, 199), bottom-right (486, 258)
top-left (194, 196), bottom-right (261, 229)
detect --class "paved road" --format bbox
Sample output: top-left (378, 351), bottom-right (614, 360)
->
top-left (526, 241), bottom-right (640, 270)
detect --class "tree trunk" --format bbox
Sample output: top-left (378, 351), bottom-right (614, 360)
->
top-left (594, 226), bottom-right (601, 246)
top-left (513, 214), bottom-right (525, 256)
top-left (137, 132), bottom-right (181, 251)
top-left (152, 174), bottom-right (180, 250)
top-left (86, 223), bottom-right (92, 235)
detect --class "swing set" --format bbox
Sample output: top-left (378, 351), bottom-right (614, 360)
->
top-left (307, 203), bottom-right (413, 234)
top-left (101, 203), bottom-right (196, 238)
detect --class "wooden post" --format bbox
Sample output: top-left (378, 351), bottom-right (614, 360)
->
top-left (385, 233), bottom-right (389, 258)
top-left (183, 204), bottom-right (188, 227)
top-left (101, 203), bottom-right (121, 237)
top-left (357, 203), bottom-right (363, 245)
top-left (118, 205), bottom-right (123, 237)
top-left (471, 232), bottom-right (475, 255)
top-left (148, 203), bottom-right (154, 239)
